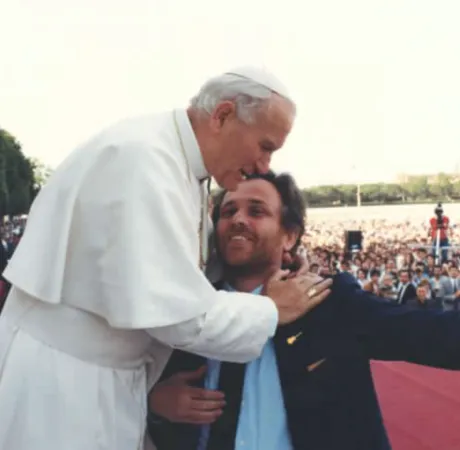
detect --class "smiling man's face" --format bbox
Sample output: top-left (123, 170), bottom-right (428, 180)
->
top-left (216, 178), bottom-right (297, 273)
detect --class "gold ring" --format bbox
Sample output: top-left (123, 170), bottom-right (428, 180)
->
top-left (308, 288), bottom-right (317, 298)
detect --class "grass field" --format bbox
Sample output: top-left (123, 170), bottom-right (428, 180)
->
top-left (306, 203), bottom-right (460, 222)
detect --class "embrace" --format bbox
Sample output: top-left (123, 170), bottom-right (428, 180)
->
top-left (0, 67), bottom-right (459, 450)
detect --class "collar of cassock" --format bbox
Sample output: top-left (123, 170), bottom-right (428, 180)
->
top-left (174, 108), bottom-right (210, 183)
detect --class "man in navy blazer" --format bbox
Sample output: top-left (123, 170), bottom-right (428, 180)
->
top-left (148, 172), bottom-right (460, 450)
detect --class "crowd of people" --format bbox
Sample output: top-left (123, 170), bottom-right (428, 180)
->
top-left (0, 218), bottom-right (24, 304)
top-left (2, 213), bottom-right (459, 311)
top-left (303, 216), bottom-right (460, 309)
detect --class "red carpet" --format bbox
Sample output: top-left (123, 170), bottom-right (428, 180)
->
top-left (371, 361), bottom-right (460, 450)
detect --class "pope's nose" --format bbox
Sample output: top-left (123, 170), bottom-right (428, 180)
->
top-left (255, 154), bottom-right (272, 174)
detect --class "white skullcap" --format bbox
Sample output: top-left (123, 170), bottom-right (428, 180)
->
top-left (225, 66), bottom-right (291, 100)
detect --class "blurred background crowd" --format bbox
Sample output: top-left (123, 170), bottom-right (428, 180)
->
top-left (303, 214), bottom-right (460, 310)
top-left (3, 209), bottom-right (459, 312)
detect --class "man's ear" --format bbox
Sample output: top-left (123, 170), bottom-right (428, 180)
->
top-left (281, 230), bottom-right (301, 270)
top-left (282, 229), bottom-right (300, 253)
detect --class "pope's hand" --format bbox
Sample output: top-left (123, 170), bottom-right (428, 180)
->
top-left (149, 366), bottom-right (225, 424)
top-left (265, 270), bottom-right (332, 325)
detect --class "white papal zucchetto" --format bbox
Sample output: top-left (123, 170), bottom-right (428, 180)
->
top-left (225, 66), bottom-right (292, 101)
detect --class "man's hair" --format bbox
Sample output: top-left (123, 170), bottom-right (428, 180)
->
top-left (211, 171), bottom-right (305, 256)
top-left (190, 73), bottom-right (296, 124)
top-left (418, 279), bottom-right (431, 288)
top-left (370, 269), bottom-right (381, 278)
top-left (400, 269), bottom-right (411, 278)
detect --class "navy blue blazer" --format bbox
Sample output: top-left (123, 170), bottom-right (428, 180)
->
top-left (149, 273), bottom-right (460, 450)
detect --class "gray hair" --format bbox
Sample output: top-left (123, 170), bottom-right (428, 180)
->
top-left (190, 73), bottom-right (295, 124)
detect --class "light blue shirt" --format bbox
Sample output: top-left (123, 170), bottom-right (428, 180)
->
top-left (197, 285), bottom-right (294, 450)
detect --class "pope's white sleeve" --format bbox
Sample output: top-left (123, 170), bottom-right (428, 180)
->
top-left (147, 290), bottom-right (278, 363)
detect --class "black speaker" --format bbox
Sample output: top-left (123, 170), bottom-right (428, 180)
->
top-left (344, 230), bottom-right (363, 251)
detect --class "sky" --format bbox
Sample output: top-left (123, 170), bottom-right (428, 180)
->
top-left (1, 0), bottom-right (460, 187)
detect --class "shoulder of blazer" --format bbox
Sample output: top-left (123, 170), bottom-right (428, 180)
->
top-left (213, 279), bottom-right (225, 290)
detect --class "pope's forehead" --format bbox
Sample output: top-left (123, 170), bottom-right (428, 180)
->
top-left (221, 179), bottom-right (282, 207)
top-left (262, 95), bottom-right (294, 128)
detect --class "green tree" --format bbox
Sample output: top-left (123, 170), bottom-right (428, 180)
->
top-left (360, 183), bottom-right (386, 203)
top-left (432, 172), bottom-right (453, 199)
top-left (0, 129), bottom-right (35, 216)
top-left (404, 175), bottom-right (430, 200)
top-left (337, 184), bottom-right (357, 205)
top-left (451, 179), bottom-right (460, 200)
top-left (28, 156), bottom-right (53, 198)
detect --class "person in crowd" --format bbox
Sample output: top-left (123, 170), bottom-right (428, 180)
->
top-left (363, 269), bottom-right (381, 295)
top-left (438, 265), bottom-right (460, 311)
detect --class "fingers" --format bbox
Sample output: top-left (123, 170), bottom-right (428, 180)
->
top-left (269, 269), bottom-right (290, 282)
top-left (184, 410), bottom-right (223, 425)
top-left (190, 398), bottom-right (226, 411)
top-left (296, 274), bottom-right (330, 291)
top-left (190, 387), bottom-right (225, 401)
top-left (306, 279), bottom-right (333, 299)
top-left (311, 278), bottom-right (333, 292)
top-left (184, 390), bottom-right (225, 424)
top-left (305, 288), bottom-right (331, 312)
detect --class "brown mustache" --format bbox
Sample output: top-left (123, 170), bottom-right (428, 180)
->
top-left (226, 224), bottom-right (256, 241)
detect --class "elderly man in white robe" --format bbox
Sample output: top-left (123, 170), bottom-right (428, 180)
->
top-left (0, 67), bottom-right (332, 450)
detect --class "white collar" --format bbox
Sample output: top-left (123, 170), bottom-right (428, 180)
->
top-left (174, 109), bottom-right (209, 181)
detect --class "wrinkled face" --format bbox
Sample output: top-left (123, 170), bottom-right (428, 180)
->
top-left (208, 95), bottom-right (294, 191)
top-left (216, 179), bottom-right (297, 272)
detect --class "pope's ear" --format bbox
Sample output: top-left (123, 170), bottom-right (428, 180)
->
top-left (209, 101), bottom-right (237, 131)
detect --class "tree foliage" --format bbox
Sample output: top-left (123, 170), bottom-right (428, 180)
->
top-left (303, 173), bottom-right (460, 207)
top-left (0, 129), bottom-right (52, 217)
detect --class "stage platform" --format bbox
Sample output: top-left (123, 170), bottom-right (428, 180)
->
top-left (372, 361), bottom-right (460, 450)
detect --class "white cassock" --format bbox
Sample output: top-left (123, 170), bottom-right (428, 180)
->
top-left (0, 108), bottom-right (278, 450)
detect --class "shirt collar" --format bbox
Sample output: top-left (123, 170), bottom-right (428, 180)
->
top-left (174, 108), bottom-right (209, 181)
top-left (223, 282), bottom-right (264, 295)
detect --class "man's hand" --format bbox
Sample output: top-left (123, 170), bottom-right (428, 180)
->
top-left (149, 366), bottom-right (225, 424)
top-left (265, 269), bottom-right (332, 325)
